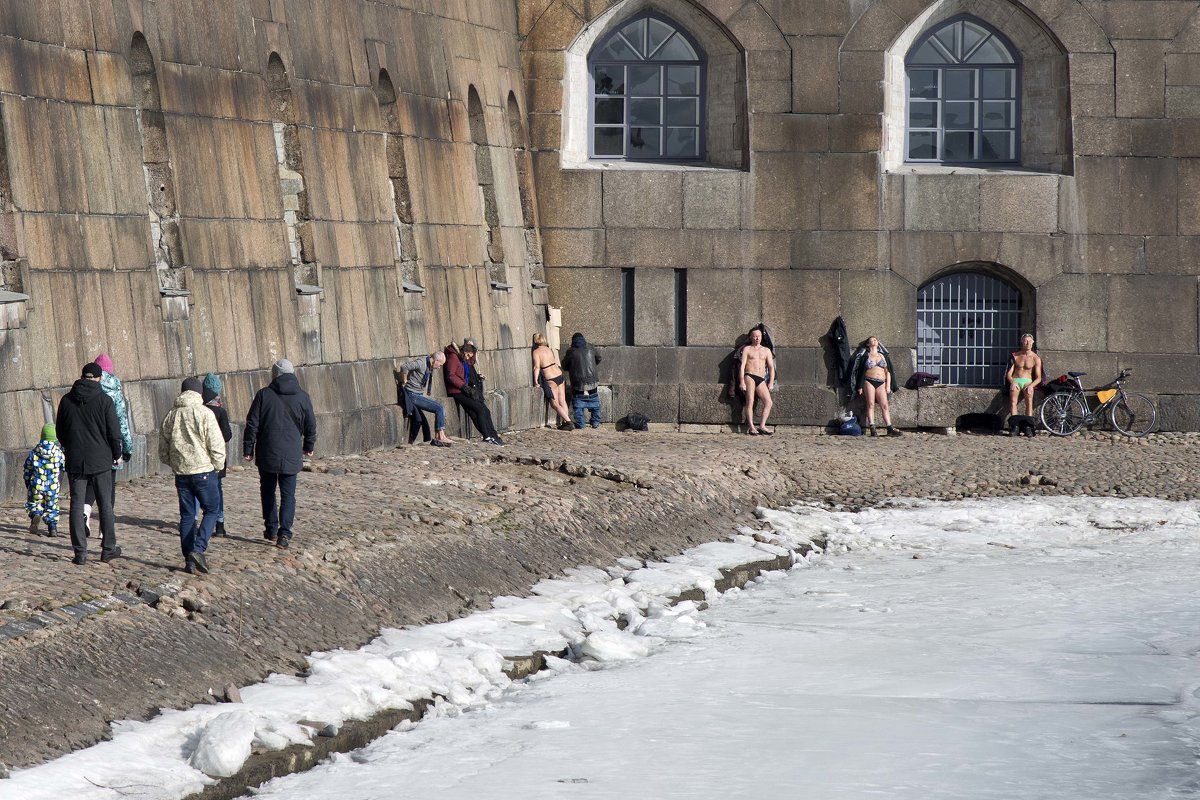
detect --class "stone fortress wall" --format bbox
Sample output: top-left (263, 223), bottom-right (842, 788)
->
top-left (526, 0), bottom-right (1200, 432)
top-left (0, 1), bottom-right (551, 499)
top-left (4, 0), bottom-right (1200, 498)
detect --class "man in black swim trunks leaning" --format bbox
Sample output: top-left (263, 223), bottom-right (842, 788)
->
top-left (738, 328), bottom-right (776, 435)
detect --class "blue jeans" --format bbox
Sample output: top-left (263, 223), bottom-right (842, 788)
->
top-left (177, 471), bottom-right (220, 556)
top-left (260, 470), bottom-right (298, 541)
top-left (193, 474), bottom-right (225, 523)
top-left (573, 391), bottom-right (601, 428)
top-left (406, 391), bottom-right (446, 431)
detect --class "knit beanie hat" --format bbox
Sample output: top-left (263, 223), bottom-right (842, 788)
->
top-left (182, 377), bottom-right (203, 395)
top-left (271, 359), bottom-right (295, 377)
top-left (94, 353), bottom-right (114, 374)
top-left (40, 423), bottom-right (57, 442)
top-left (203, 372), bottom-right (223, 395)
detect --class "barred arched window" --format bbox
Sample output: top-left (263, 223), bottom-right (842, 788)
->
top-left (917, 270), bottom-right (1023, 386)
top-left (588, 13), bottom-right (705, 160)
top-left (905, 16), bottom-right (1019, 164)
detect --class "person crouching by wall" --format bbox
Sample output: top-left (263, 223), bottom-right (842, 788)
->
top-left (850, 336), bottom-right (903, 438)
top-left (160, 377), bottom-right (225, 574)
top-left (444, 339), bottom-right (505, 445)
top-left (25, 423), bottom-right (65, 537)
top-left (562, 332), bottom-right (602, 429)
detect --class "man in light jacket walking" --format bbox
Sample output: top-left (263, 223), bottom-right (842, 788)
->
top-left (243, 359), bottom-right (317, 549)
top-left (159, 377), bottom-right (226, 574)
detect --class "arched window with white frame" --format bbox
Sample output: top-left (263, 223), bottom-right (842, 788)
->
top-left (588, 13), bottom-right (705, 161)
top-left (905, 16), bottom-right (1020, 164)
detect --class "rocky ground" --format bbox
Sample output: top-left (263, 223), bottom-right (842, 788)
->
top-left (1, 426), bottom-right (1198, 770)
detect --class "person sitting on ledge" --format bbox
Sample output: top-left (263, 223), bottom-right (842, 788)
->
top-left (738, 327), bottom-right (776, 435)
top-left (400, 351), bottom-right (453, 448)
top-left (850, 336), bottom-right (902, 437)
top-left (444, 338), bottom-right (504, 446)
top-left (1005, 333), bottom-right (1042, 419)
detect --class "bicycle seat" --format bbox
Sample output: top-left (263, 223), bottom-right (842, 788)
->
top-left (1067, 371), bottom-right (1087, 378)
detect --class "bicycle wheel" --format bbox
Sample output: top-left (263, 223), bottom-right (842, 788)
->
top-left (1110, 393), bottom-right (1157, 437)
top-left (1039, 393), bottom-right (1087, 436)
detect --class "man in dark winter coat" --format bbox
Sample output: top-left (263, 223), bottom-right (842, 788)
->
top-left (562, 332), bottom-right (602, 429)
top-left (243, 359), bottom-right (317, 549)
top-left (443, 339), bottom-right (504, 445)
top-left (56, 362), bottom-right (123, 565)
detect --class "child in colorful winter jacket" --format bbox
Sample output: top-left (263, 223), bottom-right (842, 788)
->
top-left (25, 423), bottom-right (66, 536)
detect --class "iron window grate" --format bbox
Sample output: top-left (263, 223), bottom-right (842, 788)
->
top-left (917, 272), bottom-right (1022, 386)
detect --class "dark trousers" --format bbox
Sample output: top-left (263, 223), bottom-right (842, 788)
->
top-left (259, 470), bottom-right (298, 541)
top-left (407, 409), bottom-right (431, 443)
top-left (83, 469), bottom-right (117, 510)
top-left (69, 469), bottom-right (116, 557)
top-left (177, 471), bottom-right (220, 557)
top-left (453, 393), bottom-right (498, 439)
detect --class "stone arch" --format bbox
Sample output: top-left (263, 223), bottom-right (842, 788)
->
top-left (506, 92), bottom-right (538, 237)
top-left (265, 52), bottom-right (316, 289)
top-left (376, 68), bottom-right (420, 288)
top-left (561, 0), bottom-right (747, 168)
top-left (878, 0), bottom-right (1073, 173)
top-left (467, 86), bottom-right (505, 283)
top-left (130, 32), bottom-right (184, 293)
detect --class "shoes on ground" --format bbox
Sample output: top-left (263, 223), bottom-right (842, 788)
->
top-left (558, 422), bottom-right (576, 431)
top-left (869, 425), bottom-right (878, 437)
top-left (72, 553), bottom-right (87, 565)
top-left (189, 550), bottom-right (210, 574)
top-left (887, 426), bottom-right (904, 437)
top-left (46, 524), bottom-right (57, 537)
top-left (214, 521), bottom-right (227, 537)
top-left (28, 516), bottom-right (39, 536)
top-left (264, 530), bottom-right (277, 542)
top-left (483, 436), bottom-right (505, 446)
top-left (431, 439), bottom-right (451, 448)
top-left (759, 427), bottom-right (773, 436)
top-left (275, 536), bottom-right (290, 550)
top-left (100, 545), bottom-right (122, 563)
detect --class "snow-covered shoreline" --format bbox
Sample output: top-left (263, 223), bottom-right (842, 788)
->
top-left (0, 505), bottom-right (826, 800)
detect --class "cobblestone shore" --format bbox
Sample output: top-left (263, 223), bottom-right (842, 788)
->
top-left (1, 427), bottom-right (1198, 770)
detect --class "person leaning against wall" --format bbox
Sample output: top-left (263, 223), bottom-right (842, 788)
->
top-left (562, 332), bottom-right (602, 429)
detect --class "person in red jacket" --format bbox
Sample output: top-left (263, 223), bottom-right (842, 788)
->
top-left (443, 339), bottom-right (504, 446)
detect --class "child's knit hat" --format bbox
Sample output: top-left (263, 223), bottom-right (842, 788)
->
top-left (40, 423), bottom-right (57, 442)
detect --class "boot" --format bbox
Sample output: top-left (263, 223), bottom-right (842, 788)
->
top-left (214, 521), bottom-right (227, 537)
top-left (887, 425), bottom-right (903, 437)
top-left (28, 516), bottom-right (39, 536)
top-left (46, 523), bottom-right (57, 537)
top-left (869, 425), bottom-right (878, 437)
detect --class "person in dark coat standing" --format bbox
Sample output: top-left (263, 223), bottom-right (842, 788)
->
top-left (55, 362), bottom-right (124, 565)
top-left (562, 332), bottom-right (603, 429)
top-left (242, 359), bottom-right (317, 549)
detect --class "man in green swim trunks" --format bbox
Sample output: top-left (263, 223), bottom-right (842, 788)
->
top-left (1005, 333), bottom-right (1042, 418)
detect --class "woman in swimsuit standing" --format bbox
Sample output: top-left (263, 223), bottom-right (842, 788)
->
top-left (531, 333), bottom-right (575, 430)
top-left (853, 336), bottom-right (902, 437)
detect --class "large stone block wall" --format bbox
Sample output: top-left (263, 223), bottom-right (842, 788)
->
top-left (524, 0), bottom-right (1200, 429)
top-left (0, 1), bottom-right (551, 499)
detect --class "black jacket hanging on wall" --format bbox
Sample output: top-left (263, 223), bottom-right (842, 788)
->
top-left (829, 316), bottom-right (852, 388)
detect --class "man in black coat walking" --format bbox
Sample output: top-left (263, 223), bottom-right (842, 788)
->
top-left (56, 362), bottom-right (124, 564)
top-left (243, 359), bottom-right (317, 549)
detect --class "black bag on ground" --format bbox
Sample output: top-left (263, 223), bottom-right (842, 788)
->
top-left (624, 412), bottom-right (650, 432)
top-left (905, 371), bottom-right (939, 390)
top-left (1044, 375), bottom-right (1073, 393)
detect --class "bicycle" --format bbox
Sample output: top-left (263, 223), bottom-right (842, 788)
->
top-left (1038, 368), bottom-right (1157, 437)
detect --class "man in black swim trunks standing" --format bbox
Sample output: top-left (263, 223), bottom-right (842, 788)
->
top-left (739, 328), bottom-right (776, 435)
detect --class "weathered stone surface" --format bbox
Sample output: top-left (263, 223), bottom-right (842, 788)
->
top-left (1107, 275), bottom-right (1197, 353)
top-left (761, 269), bottom-right (840, 349)
top-left (790, 35), bottom-right (840, 113)
top-left (1115, 39), bottom-right (1167, 119)
top-left (602, 171), bottom-right (683, 229)
top-left (1038, 274), bottom-right (1111, 351)
top-left (839, 270), bottom-right (917, 349)
top-left (819, 152), bottom-right (880, 231)
top-left (685, 269), bottom-right (763, 347)
top-left (980, 175), bottom-right (1061, 234)
top-left (633, 269), bottom-right (675, 347)
top-left (901, 174), bottom-right (980, 232)
top-left (682, 171), bottom-right (745, 230)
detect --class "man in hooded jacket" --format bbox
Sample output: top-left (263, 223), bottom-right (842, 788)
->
top-left (243, 359), bottom-right (317, 549)
top-left (159, 377), bottom-right (225, 574)
top-left (56, 362), bottom-right (123, 564)
top-left (562, 332), bottom-right (603, 429)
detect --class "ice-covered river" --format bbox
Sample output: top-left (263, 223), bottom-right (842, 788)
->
top-left (247, 497), bottom-right (1200, 800)
top-left (8, 497), bottom-right (1200, 800)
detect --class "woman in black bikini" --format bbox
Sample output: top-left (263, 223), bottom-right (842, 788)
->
top-left (852, 336), bottom-right (902, 437)
top-left (531, 333), bottom-right (574, 430)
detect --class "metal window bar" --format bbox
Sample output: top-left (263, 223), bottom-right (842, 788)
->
top-left (916, 272), bottom-right (1022, 386)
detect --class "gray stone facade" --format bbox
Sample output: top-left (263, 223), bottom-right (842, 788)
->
top-left (526, 0), bottom-right (1200, 430)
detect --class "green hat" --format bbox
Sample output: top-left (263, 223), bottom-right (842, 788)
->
top-left (40, 423), bottom-right (57, 442)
